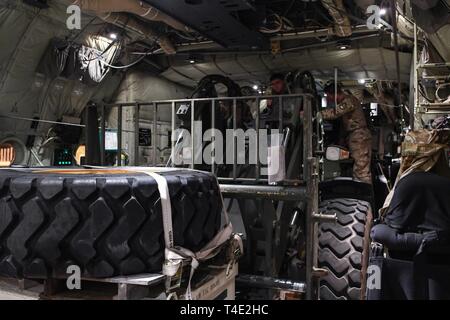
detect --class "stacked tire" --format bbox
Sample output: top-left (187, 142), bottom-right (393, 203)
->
top-left (318, 198), bottom-right (372, 300)
top-left (0, 168), bottom-right (222, 279)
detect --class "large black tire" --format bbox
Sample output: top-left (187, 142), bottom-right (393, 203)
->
top-left (0, 168), bottom-right (222, 279)
top-left (318, 198), bottom-right (372, 300)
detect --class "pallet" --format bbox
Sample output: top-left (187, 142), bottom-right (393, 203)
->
top-left (0, 277), bottom-right (41, 300)
top-left (186, 264), bottom-right (237, 300)
top-left (40, 273), bottom-right (165, 300)
top-left (0, 265), bottom-right (237, 300)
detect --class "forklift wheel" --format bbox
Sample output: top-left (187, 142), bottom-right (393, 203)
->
top-left (0, 168), bottom-right (222, 279)
top-left (318, 198), bottom-right (372, 300)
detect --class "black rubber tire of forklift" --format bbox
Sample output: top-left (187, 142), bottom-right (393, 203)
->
top-left (0, 168), bottom-right (222, 279)
top-left (318, 198), bottom-right (372, 300)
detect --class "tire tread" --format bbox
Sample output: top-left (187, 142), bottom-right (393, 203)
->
top-left (0, 169), bottom-right (222, 279)
top-left (318, 198), bottom-right (371, 300)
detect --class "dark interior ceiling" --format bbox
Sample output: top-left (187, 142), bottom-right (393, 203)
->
top-left (1, 0), bottom-right (448, 137)
top-left (12, 0), bottom-right (450, 87)
top-left (143, 0), bottom-right (266, 49)
top-left (134, 0), bottom-right (410, 85)
top-left (142, 0), bottom-right (373, 50)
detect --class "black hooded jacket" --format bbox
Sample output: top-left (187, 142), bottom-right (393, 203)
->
top-left (384, 171), bottom-right (450, 232)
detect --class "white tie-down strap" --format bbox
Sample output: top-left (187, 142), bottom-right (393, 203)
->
top-left (144, 171), bottom-right (175, 248)
top-left (138, 168), bottom-right (237, 300)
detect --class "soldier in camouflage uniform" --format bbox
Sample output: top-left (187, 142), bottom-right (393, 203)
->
top-left (261, 73), bottom-right (302, 127)
top-left (321, 83), bottom-right (373, 184)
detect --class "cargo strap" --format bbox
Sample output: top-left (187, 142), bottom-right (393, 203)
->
top-left (138, 168), bottom-right (241, 300)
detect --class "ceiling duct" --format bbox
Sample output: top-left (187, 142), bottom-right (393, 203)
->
top-left (321, 0), bottom-right (352, 37)
top-left (75, 0), bottom-right (190, 32)
top-left (100, 13), bottom-right (176, 54)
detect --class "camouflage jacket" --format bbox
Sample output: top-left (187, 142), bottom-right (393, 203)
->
top-left (321, 95), bottom-right (368, 132)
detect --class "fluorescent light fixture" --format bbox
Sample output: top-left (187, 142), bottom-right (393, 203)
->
top-left (358, 79), bottom-right (366, 84)
top-left (337, 40), bottom-right (352, 50)
top-left (187, 54), bottom-right (204, 65)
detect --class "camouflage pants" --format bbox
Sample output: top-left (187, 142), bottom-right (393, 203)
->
top-left (347, 128), bottom-right (372, 184)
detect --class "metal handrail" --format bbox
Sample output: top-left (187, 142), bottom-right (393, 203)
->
top-left (102, 93), bottom-right (310, 170)
top-left (103, 93), bottom-right (313, 108)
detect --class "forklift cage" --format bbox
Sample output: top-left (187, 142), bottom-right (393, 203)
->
top-left (100, 94), bottom-right (323, 299)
